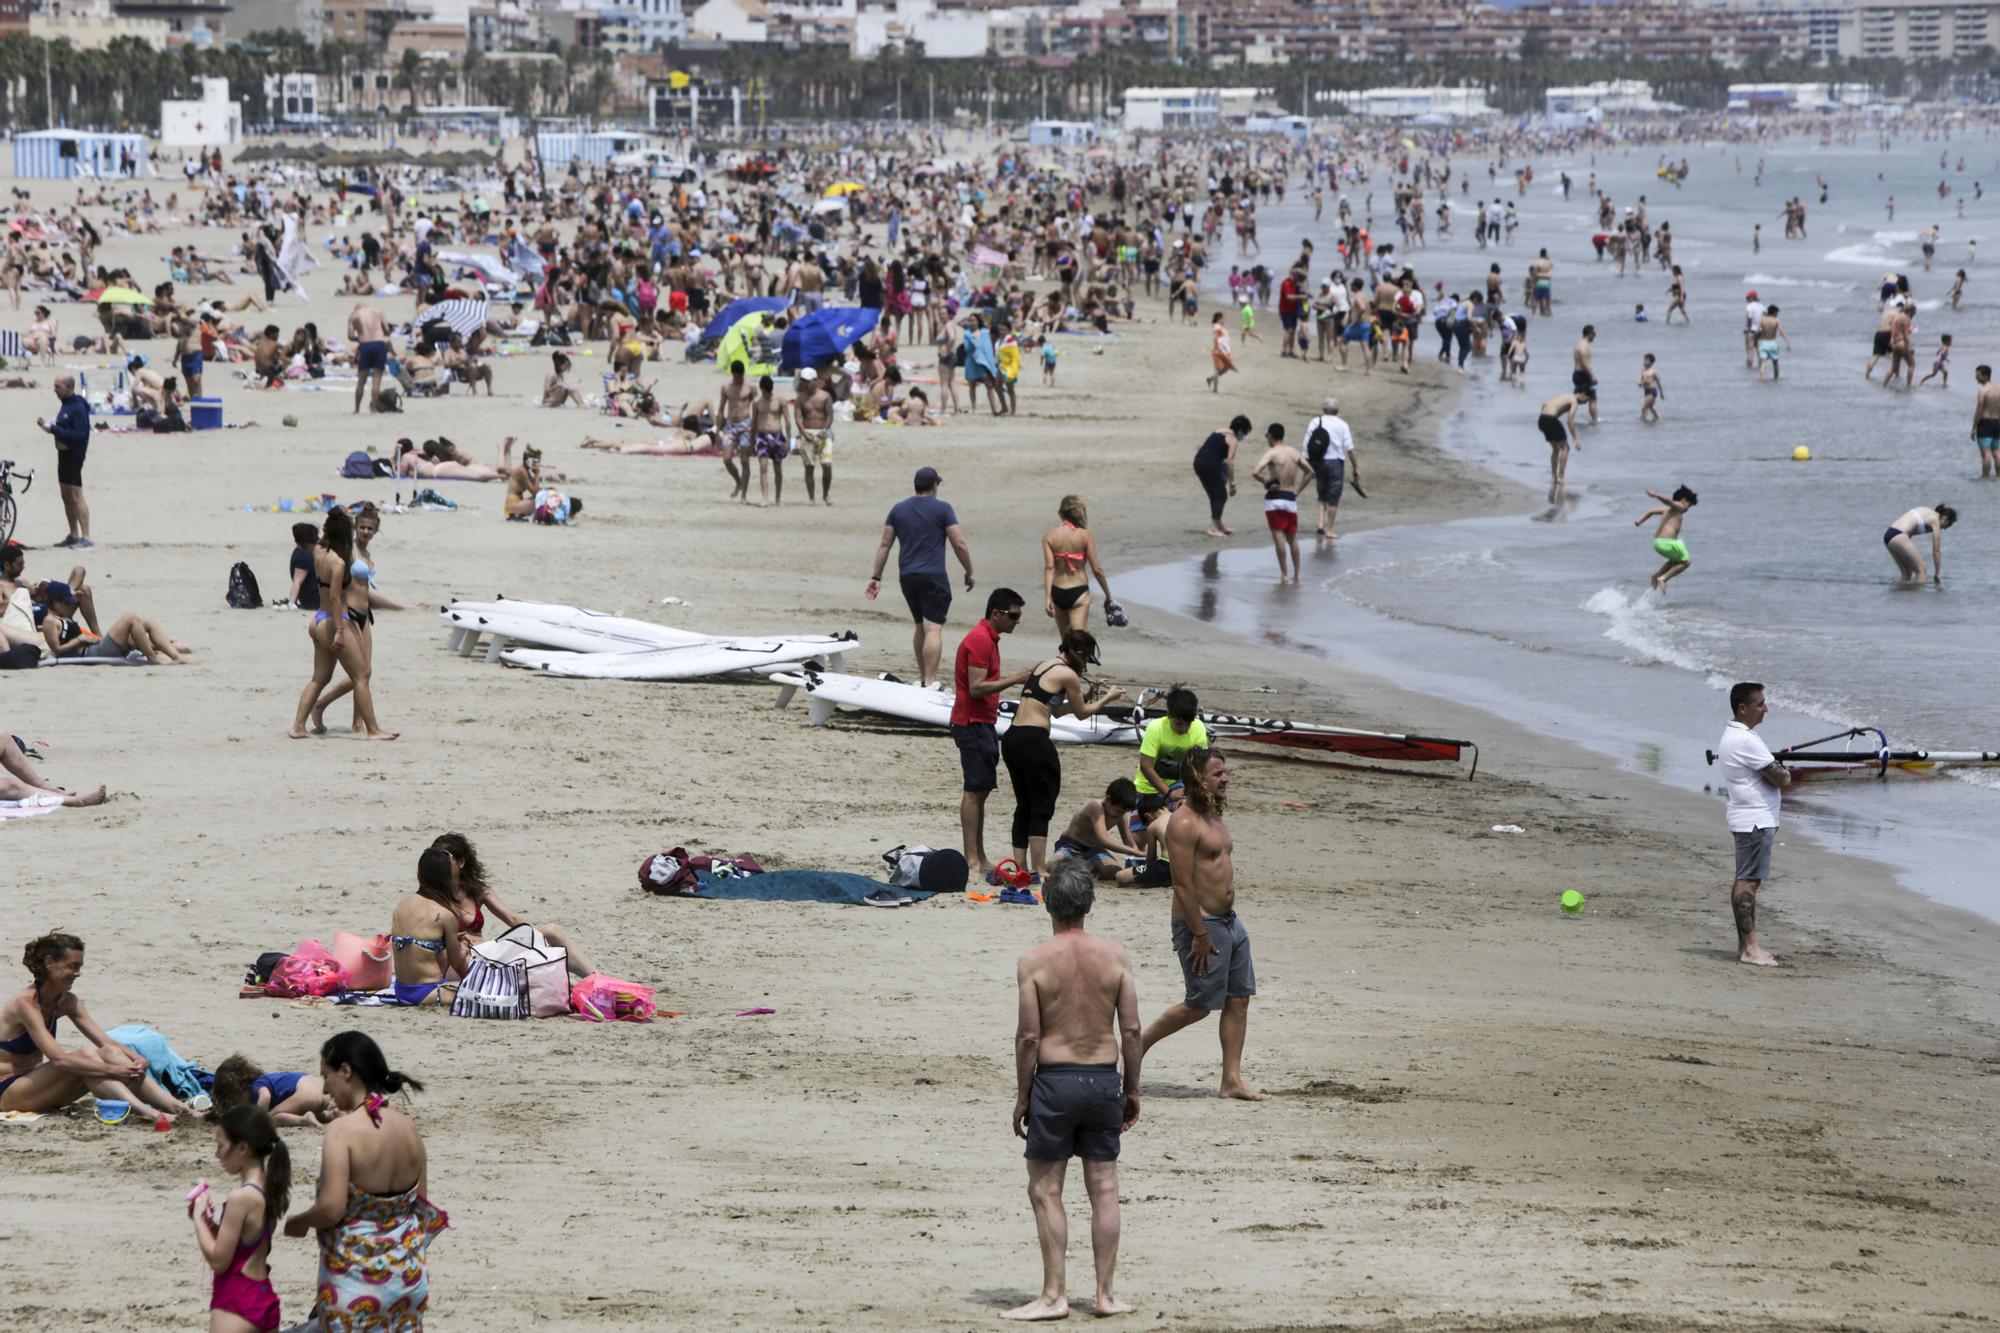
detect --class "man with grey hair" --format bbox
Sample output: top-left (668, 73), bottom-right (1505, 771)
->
top-left (1300, 396), bottom-right (1358, 542)
top-left (1008, 858), bottom-right (1142, 1321)
top-left (36, 374), bottom-right (93, 548)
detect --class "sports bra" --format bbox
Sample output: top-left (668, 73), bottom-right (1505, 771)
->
top-left (391, 935), bottom-right (445, 954)
top-left (1021, 660), bottom-right (1063, 707)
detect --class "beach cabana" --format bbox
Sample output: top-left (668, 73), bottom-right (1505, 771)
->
top-left (13, 130), bottom-right (151, 180)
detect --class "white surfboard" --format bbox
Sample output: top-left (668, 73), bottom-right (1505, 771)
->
top-left (776, 670), bottom-right (1137, 744)
top-left (501, 636), bottom-right (857, 681)
top-left (442, 605), bottom-right (709, 658)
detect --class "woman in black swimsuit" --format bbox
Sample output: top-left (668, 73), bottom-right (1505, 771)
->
top-left (998, 631), bottom-right (1126, 883)
top-left (0, 931), bottom-right (193, 1118)
top-left (1040, 495), bottom-right (1117, 637)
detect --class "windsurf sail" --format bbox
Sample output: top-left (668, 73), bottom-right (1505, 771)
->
top-left (1704, 726), bottom-right (2000, 781)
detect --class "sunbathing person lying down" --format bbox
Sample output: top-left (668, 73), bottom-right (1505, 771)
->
top-left (0, 731), bottom-right (107, 807)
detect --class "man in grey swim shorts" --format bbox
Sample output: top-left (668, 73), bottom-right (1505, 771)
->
top-left (1009, 859), bottom-right (1140, 1320)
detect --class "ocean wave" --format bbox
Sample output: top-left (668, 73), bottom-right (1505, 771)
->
top-left (1823, 244), bottom-right (1899, 268)
top-left (1741, 273), bottom-right (1852, 290)
top-left (1873, 229), bottom-right (1918, 246)
top-left (1581, 586), bottom-right (1712, 672)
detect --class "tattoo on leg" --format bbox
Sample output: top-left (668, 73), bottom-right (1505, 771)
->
top-left (1732, 889), bottom-right (1757, 940)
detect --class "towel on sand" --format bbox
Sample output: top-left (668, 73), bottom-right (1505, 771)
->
top-left (105, 1024), bottom-right (210, 1100)
top-left (691, 870), bottom-right (930, 905)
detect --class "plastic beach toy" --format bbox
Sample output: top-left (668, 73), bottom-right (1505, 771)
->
top-left (1560, 890), bottom-right (1586, 915)
top-left (94, 1099), bottom-right (130, 1124)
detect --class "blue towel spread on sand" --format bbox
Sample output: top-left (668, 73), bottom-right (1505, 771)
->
top-left (691, 870), bottom-right (930, 905)
top-left (106, 1024), bottom-right (210, 1099)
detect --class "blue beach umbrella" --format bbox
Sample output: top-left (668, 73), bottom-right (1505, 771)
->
top-left (702, 296), bottom-right (788, 343)
top-left (780, 306), bottom-right (881, 373)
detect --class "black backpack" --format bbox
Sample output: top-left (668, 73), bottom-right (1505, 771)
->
top-left (225, 561), bottom-right (262, 609)
top-left (1307, 419), bottom-right (1332, 464)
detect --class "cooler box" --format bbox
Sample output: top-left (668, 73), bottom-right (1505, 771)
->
top-left (190, 397), bottom-right (224, 430)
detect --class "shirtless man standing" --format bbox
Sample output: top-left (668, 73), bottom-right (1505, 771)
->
top-left (785, 250), bottom-right (826, 313)
top-left (349, 301), bottom-right (390, 413)
top-left (1863, 299), bottom-right (1897, 382)
top-left (793, 366), bottom-right (834, 504)
top-left (1530, 249), bottom-right (1554, 316)
top-left (1009, 859), bottom-right (1141, 1322)
top-left (1883, 302), bottom-right (1914, 390)
top-left (719, 359), bottom-right (756, 502)
top-left (1140, 748), bottom-right (1268, 1102)
top-left (748, 374), bottom-right (792, 508)
top-left (1249, 424), bottom-right (1312, 582)
top-left (1571, 324), bottom-right (1600, 424)
top-left (1973, 364), bottom-right (2000, 478)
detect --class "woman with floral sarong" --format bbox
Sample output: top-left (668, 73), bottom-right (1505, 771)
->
top-left (285, 1032), bottom-right (448, 1330)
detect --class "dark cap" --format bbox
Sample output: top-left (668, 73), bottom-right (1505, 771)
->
top-left (914, 466), bottom-right (941, 490)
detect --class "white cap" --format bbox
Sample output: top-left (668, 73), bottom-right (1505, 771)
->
top-left (798, 367), bottom-right (818, 381)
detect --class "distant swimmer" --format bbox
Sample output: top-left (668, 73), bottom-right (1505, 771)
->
top-left (1664, 266), bottom-right (1689, 324)
top-left (1530, 249), bottom-right (1553, 317)
top-left (1918, 333), bottom-right (1952, 389)
top-left (1536, 393), bottom-right (1583, 498)
top-left (1973, 365), bottom-right (2000, 478)
top-left (1638, 354), bottom-right (1664, 422)
top-left (1754, 305), bottom-right (1790, 382)
top-left (1883, 504), bottom-right (1957, 585)
top-left (1634, 485), bottom-right (1697, 590)
top-left (1743, 290), bottom-right (1764, 371)
top-left (1949, 268), bottom-right (1967, 310)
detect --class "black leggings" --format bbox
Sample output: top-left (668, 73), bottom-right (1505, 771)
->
top-left (1001, 724), bottom-right (1061, 852)
top-left (1194, 457), bottom-right (1229, 524)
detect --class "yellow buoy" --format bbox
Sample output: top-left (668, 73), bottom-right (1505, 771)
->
top-left (1793, 445), bottom-right (1811, 461)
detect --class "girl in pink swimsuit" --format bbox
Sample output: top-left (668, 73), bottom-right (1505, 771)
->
top-left (191, 1105), bottom-right (288, 1332)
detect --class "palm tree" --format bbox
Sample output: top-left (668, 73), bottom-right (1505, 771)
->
top-left (396, 48), bottom-right (423, 111)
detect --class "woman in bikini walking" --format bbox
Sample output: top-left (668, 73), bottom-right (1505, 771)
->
top-left (1041, 496), bottom-right (1118, 637)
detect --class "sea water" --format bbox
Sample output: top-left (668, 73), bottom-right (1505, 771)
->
top-left (1128, 134), bottom-right (2000, 921)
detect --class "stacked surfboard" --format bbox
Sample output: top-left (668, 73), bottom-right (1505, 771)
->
top-left (441, 599), bottom-right (858, 681)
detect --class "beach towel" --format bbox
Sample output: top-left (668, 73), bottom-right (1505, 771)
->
top-left (105, 1024), bottom-right (210, 1101)
top-left (687, 870), bottom-right (931, 905)
top-left (0, 794), bottom-right (62, 820)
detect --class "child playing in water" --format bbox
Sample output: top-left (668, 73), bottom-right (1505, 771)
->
top-left (1638, 354), bottom-right (1664, 422)
top-left (190, 1105), bottom-right (289, 1332)
top-left (210, 1055), bottom-right (335, 1127)
top-left (1635, 485), bottom-right (1698, 591)
top-left (1919, 333), bottom-right (1952, 388)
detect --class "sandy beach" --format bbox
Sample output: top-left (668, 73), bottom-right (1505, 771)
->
top-left (2, 156), bottom-right (1997, 1332)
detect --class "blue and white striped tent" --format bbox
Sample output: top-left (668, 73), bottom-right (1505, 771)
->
top-left (534, 131), bottom-right (646, 172)
top-left (12, 131), bottom-right (151, 180)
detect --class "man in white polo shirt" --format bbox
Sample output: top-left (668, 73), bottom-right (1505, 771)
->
top-left (1300, 397), bottom-right (1359, 542)
top-left (1715, 682), bottom-right (1792, 967)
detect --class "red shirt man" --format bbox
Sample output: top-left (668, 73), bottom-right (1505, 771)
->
top-left (950, 590), bottom-right (1029, 877)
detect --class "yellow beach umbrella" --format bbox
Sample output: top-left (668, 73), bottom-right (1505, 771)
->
top-left (824, 181), bottom-right (866, 197)
top-left (94, 286), bottom-right (150, 305)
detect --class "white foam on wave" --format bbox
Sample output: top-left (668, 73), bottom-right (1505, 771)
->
top-left (1581, 586), bottom-right (1709, 673)
top-left (1823, 245), bottom-right (1899, 268)
top-left (1873, 229), bottom-right (1918, 246)
top-left (1741, 273), bottom-right (1852, 291)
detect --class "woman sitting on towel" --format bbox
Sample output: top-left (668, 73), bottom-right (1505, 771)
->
top-left (431, 833), bottom-right (599, 978)
top-left (284, 1031), bottom-right (448, 1326)
top-left (1, 931), bottom-right (194, 1118)
top-left (386, 848), bottom-right (472, 1007)
top-left (392, 439), bottom-right (505, 482)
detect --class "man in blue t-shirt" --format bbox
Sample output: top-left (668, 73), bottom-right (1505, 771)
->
top-left (866, 466), bottom-right (974, 687)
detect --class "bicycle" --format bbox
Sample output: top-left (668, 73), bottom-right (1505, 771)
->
top-left (0, 458), bottom-right (32, 546)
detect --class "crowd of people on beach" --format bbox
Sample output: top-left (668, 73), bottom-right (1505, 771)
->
top-left (3, 104), bottom-right (1995, 1324)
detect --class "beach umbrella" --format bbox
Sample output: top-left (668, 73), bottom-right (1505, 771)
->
top-left (824, 181), bottom-right (866, 197)
top-left (701, 295), bottom-right (787, 343)
top-left (94, 286), bottom-right (149, 306)
top-left (811, 197), bottom-right (847, 216)
top-left (779, 306), bottom-right (880, 373)
top-left (715, 307), bottom-right (781, 377)
top-left (413, 298), bottom-right (491, 341)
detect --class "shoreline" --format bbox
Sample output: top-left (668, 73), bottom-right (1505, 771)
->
top-left (2, 155), bottom-right (1997, 1330)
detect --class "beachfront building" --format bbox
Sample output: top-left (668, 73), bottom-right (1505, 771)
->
top-left (1321, 87), bottom-right (1494, 120)
top-left (160, 77), bottom-right (244, 148)
top-left (1848, 0), bottom-right (2000, 57)
top-left (12, 129), bottom-right (151, 179)
top-left (1726, 81), bottom-right (1881, 110)
top-left (1120, 86), bottom-right (1220, 132)
top-left (1028, 119), bottom-right (1099, 147)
